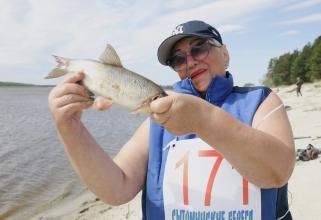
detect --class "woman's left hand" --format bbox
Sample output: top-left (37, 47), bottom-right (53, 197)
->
top-left (150, 92), bottom-right (208, 136)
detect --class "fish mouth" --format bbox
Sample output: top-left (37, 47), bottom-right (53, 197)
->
top-left (148, 91), bottom-right (168, 105)
top-left (131, 92), bottom-right (167, 114)
top-left (153, 90), bottom-right (168, 100)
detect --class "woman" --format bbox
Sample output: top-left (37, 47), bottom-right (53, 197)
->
top-left (48, 20), bottom-right (295, 220)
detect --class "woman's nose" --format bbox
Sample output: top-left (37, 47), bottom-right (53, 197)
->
top-left (186, 54), bottom-right (198, 69)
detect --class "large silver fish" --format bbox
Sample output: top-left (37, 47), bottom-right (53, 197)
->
top-left (45, 44), bottom-right (167, 114)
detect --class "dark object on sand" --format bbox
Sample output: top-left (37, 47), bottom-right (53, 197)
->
top-left (284, 105), bottom-right (292, 111)
top-left (294, 136), bottom-right (311, 140)
top-left (296, 144), bottom-right (320, 161)
top-left (79, 207), bottom-right (90, 214)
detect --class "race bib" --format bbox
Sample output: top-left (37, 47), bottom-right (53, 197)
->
top-left (163, 138), bottom-right (261, 220)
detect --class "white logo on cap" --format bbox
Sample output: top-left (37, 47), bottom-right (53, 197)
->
top-left (211, 29), bottom-right (217, 36)
top-left (172, 25), bottom-right (183, 35)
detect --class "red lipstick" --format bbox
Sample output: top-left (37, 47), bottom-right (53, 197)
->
top-left (191, 69), bottom-right (206, 79)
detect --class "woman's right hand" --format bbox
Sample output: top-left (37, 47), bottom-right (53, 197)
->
top-left (48, 71), bottom-right (113, 133)
top-left (48, 71), bottom-right (93, 132)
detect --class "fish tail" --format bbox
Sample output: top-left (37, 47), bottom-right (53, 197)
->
top-left (53, 55), bottom-right (70, 69)
top-left (44, 55), bottom-right (70, 79)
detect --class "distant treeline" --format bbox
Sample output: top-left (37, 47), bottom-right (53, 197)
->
top-left (262, 36), bottom-right (321, 87)
top-left (161, 85), bottom-right (173, 90)
top-left (0, 81), bottom-right (53, 87)
top-left (0, 81), bottom-right (35, 86)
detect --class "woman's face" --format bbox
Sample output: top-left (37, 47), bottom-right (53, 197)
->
top-left (171, 37), bottom-right (229, 94)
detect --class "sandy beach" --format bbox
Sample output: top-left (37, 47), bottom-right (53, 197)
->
top-left (277, 81), bottom-right (321, 219)
top-left (29, 81), bottom-right (321, 220)
top-left (29, 190), bottom-right (143, 220)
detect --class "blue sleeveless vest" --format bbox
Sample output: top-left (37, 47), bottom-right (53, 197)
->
top-left (142, 72), bottom-right (291, 220)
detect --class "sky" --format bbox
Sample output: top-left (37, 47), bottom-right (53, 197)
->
top-left (1, 0), bottom-right (321, 86)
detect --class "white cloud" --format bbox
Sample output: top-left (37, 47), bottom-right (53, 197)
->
top-left (0, 0), bottom-right (117, 65)
top-left (283, 0), bottom-right (321, 12)
top-left (0, 0), bottom-right (285, 84)
top-left (164, 0), bottom-right (210, 10)
top-left (156, 0), bottom-right (278, 27)
top-left (219, 24), bottom-right (245, 33)
top-left (277, 13), bottom-right (321, 25)
top-left (119, 0), bottom-right (279, 63)
top-left (280, 30), bottom-right (299, 36)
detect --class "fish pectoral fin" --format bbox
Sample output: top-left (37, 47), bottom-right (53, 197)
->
top-left (99, 44), bottom-right (123, 67)
top-left (130, 102), bottom-right (150, 114)
top-left (130, 107), bottom-right (143, 115)
top-left (44, 68), bottom-right (68, 79)
top-left (91, 96), bottom-right (113, 111)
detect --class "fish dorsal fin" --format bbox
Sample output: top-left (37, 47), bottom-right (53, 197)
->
top-left (99, 44), bottom-right (123, 67)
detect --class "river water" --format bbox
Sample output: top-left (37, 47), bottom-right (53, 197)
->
top-left (0, 87), bottom-right (146, 220)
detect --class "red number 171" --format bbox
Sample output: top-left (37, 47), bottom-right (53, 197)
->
top-left (175, 149), bottom-right (249, 206)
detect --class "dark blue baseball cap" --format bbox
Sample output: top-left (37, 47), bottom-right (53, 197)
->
top-left (157, 20), bottom-right (223, 65)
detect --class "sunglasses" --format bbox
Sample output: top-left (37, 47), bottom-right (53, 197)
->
top-left (166, 39), bottom-right (222, 71)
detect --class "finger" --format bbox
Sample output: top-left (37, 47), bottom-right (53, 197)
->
top-left (55, 94), bottom-right (91, 108)
top-left (59, 101), bottom-right (92, 118)
top-left (92, 97), bottom-right (113, 111)
top-left (151, 112), bottom-right (171, 125)
top-left (54, 83), bottom-right (90, 99)
top-left (62, 71), bottom-right (85, 84)
top-left (150, 95), bottom-right (173, 114)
